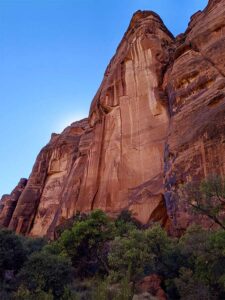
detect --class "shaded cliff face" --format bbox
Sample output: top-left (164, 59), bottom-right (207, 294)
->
top-left (0, 178), bottom-right (27, 228)
top-left (0, 0), bottom-right (225, 237)
top-left (164, 0), bottom-right (225, 231)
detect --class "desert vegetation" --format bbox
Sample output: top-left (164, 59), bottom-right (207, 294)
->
top-left (0, 177), bottom-right (225, 300)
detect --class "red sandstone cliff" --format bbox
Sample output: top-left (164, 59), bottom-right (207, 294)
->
top-left (164, 0), bottom-right (225, 231)
top-left (1, 0), bottom-right (225, 237)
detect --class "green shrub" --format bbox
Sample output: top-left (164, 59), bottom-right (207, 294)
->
top-left (180, 175), bottom-right (225, 229)
top-left (1, 204), bottom-right (225, 300)
top-left (55, 210), bottom-right (114, 276)
top-left (0, 229), bottom-right (26, 279)
top-left (92, 274), bottom-right (133, 300)
top-left (14, 286), bottom-right (54, 300)
top-left (17, 252), bottom-right (73, 298)
top-left (23, 237), bottom-right (47, 256)
top-left (108, 224), bottom-right (178, 282)
top-left (176, 226), bottom-right (225, 299)
top-left (115, 210), bottom-right (139, 237)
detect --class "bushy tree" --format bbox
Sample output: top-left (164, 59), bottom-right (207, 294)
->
top-left (115, 210), bottom-right (140, 237)
top-left (108, 229), bottom-right (147, 282)
top-left (144, 225), bottom-right (180, 278)
top-left (108, 225), bottom-right (178, 283)
top-left (180, 175), bottom-right (225, 229)
top-left (17, 252), bottom-right (73, 298)
top-left (175, 226), bottom-right (225, 299)
top-left (48, 210), bottom-right (115, 277)
top-left (174, 268), bottom-right (211, 300)
top-left (92, 273), bottom-right (133, 300)
top-left (14, 286), bottom-right (54, 300)
top-left (0, 229), bottom-right (26, 279)
top-left (23, 237), bottom-right (47, 256)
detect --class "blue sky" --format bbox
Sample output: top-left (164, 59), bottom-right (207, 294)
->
top-left (0, 0), bottom-right (208, 196)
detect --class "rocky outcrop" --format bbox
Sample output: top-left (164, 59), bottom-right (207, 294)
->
top-left (135, 275), bottom-right (167, 300)
top-left (6, 119), bottom-right (89, 237)
top-left (0, 0), bottom-right (225, 237)
top-left (0, 178), bottom-right (27, 228)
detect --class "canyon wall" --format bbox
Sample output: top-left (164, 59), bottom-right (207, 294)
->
top-left (164, 0), bottom-right (225, 231)
top-left (0, 0), bottom-right (225, 237)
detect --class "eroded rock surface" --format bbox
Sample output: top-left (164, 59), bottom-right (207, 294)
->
top-left (7, 119), bottom-right (89, 237)
top-left (0, 0), bottom-right (225, 237)
top-left (75, 11), bottom-right (173, 227)
top-left (135, 275), bottom-right (167, 300)
top-left (0, 178), bottom-right (27, 228)
top-left (164, 0), bottom-right (225, 232)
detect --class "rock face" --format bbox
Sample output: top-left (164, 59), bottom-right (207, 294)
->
top-left (7, 119), bottom-right (89, 237)
top-left (77, 10), bottom-right (173, 227)
top-left (164, 0), bottom-right (225, 231)
top-left (0, 0), bottom-right (225, 237)
top-left (0, 178), bottom-right (27, 228)
top-left (135, 275), bottom-right (167, 300)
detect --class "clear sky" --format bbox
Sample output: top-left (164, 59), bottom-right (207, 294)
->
top-left (0, 0), bottom-right (208, 197)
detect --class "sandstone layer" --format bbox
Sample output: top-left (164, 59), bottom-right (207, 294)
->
top-left (164, 0), bottom-right (225, 232)
top-left (0, 0), bottom-right (225, 237)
